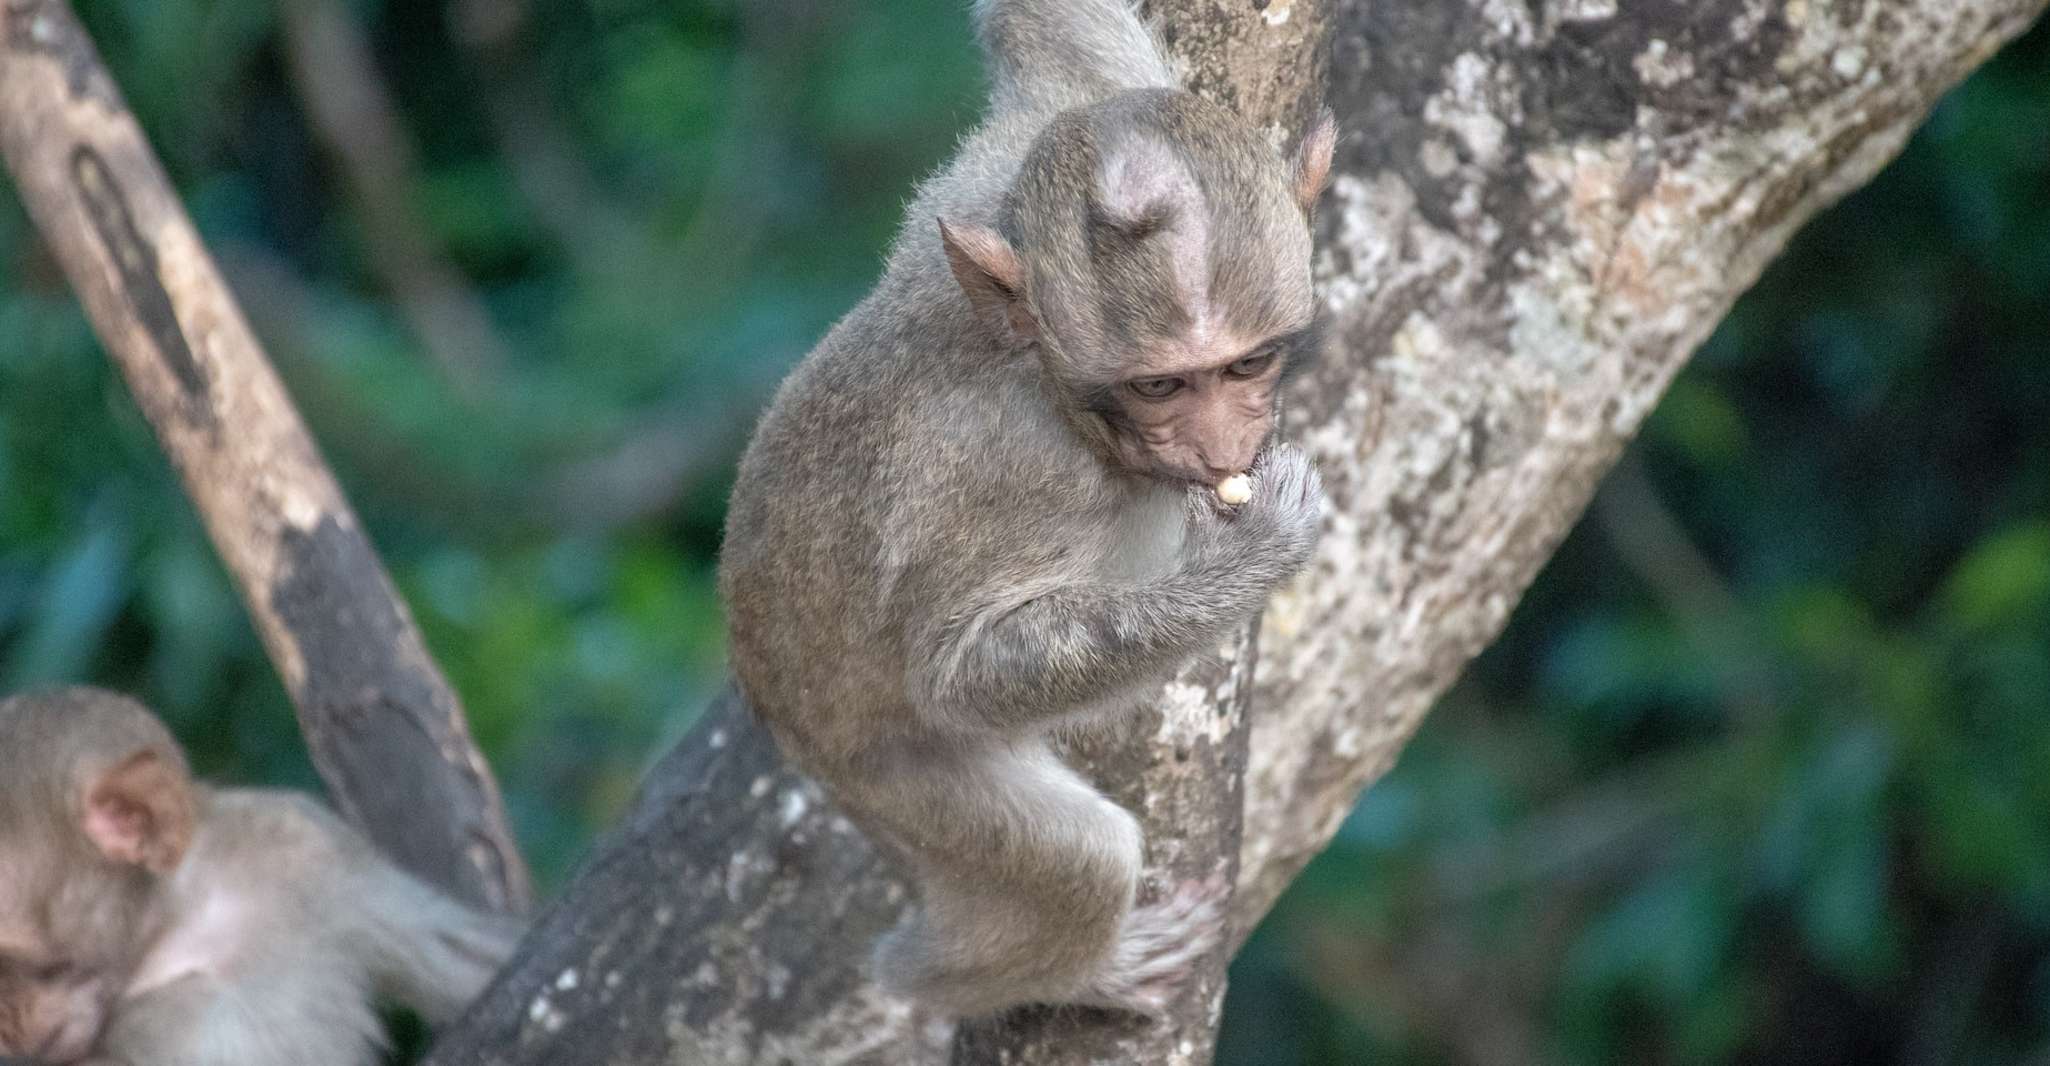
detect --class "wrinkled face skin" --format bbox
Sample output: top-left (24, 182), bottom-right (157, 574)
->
top-left (0, 842), bottom-right (153, 1062)
top-left (1050, 137), bottom-right (1320, 488)
top-left (1090, 317), bottom-right (1318, 487)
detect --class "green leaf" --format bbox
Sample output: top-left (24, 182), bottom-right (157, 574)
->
top-left (1940, 522), bottom-right (2050, 631)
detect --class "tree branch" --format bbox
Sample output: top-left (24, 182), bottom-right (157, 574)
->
top-left (1235, 0), bottom-right (2046, 928)
top-left (0, 0), bottom-right (530, 913)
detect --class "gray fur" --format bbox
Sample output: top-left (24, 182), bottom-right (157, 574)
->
top-left (95, 790), bottom-right (523, 1066)
top-left (720, 0), bottom-right (1325, 1018)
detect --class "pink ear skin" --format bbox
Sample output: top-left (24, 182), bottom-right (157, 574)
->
top-left (938, 218), bottom-right (1039, 346)
top-left (83, 750), bottom-right (196, 875)
top-left (1292, 107), bottom-right (1337, 214)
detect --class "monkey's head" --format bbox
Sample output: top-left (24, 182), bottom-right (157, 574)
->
top-left (940, 90), bottom-right (1335, 487)
top-left (0, 688), bottom-right (195, 1063)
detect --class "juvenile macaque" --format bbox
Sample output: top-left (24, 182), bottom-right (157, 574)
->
top-left (0, 687), bottom-right (523, 1065)
top-left (720, 0), bottom-right (1333, 1018)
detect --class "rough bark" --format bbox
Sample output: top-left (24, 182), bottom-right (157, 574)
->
top-left (426, 0), bottom-right (2047, 1062)
top-left (0, 0), bottom-right (530, 913)
top-left (1235, 0), bottom-right (2048, 926)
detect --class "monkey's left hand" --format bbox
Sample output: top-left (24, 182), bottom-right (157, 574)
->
top-left (1183, 444), bottom-right (1325, 578)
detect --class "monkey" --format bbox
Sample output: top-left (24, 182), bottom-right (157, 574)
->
top-left (0, 687), bottom-right (524, 1065)
top-left (718, 0), bottom-right (1334, 1019)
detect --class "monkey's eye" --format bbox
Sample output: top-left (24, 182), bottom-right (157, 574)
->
top-left (1127, 376), bottom-right (1184, 400)
top-left (1226, 350), bottom-right (1278, 378)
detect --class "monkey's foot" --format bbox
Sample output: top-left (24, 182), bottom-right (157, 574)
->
top-left (1085, 875), bottom-right (1229, 1016)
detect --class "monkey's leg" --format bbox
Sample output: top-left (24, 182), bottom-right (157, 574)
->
top-left (859, 742), bottom-right (1220, 1016)
top-left (867, 742), bottom-right (1139, 1015)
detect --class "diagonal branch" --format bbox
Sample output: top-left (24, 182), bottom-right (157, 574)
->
top-left (1235, 0), bottom-right (2048, 927)
top-left (0, 0), bottom-right (530, 913)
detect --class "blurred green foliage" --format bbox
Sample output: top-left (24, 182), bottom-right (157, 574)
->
top-left (0, 2), bottom-right (2044, 1062)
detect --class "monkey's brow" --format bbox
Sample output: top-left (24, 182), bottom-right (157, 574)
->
top-left (1119, 324), bottom-right (1324, 381)
top-left (1236, 316), bottom-right (1326, 364)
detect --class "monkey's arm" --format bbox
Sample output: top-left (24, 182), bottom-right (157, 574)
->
top-left (915, 567), bottom-right (1264, 730)
top-left (915, 449), bottom-right (1322, 729)
top-left (263, 790), bottom-right (523, 1024)
top-left (352, 854), bottom-right (525, 1023)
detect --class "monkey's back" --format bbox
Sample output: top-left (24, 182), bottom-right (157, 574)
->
top-left (719, 312), bottom-right (918, 763)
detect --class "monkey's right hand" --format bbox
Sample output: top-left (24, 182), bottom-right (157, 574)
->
top-left (1186, 443), bottom-right (1324, 586)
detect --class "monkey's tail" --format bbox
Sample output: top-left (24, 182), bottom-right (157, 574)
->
top-left (974, 0), bottom-right (1178, 116)
top-left (355, 862), bottom-right (528, 1026)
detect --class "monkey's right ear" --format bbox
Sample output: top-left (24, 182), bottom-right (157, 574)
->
top-left (1292, 107), bottom-right (1337, 214)
top-left (82, 749), bottom-right (196, 875)
top-left (939, 218), bottom-right (1037, 346)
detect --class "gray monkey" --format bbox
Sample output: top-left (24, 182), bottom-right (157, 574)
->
top-left (720, 0), bottom-right (1334, 1018)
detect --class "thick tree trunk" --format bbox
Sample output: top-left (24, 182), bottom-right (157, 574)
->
top-left (1234, 0), bottom-right (2046, 926)
top-left (428, 0), bottom-right (2048, 1063)
top-left (0, 0), bottom-right (529, 913)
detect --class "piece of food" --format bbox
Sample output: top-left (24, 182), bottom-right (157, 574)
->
top-left (1215, 473), bottom-right (1252, 505)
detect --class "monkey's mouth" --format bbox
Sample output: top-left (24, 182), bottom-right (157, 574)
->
top-left (1158, 463), bottom-right (1227, 489)
top-left (1136, 463), bottom-right (1207, 491)
top-left (1116, 442), bottom-right (1203, 486)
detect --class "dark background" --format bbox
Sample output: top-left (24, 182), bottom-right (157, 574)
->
top-left (0, 2), bottom-right (2045, 1062)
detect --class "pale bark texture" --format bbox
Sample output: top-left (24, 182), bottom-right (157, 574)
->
top-left (428, 0), bottom-right (2047, 1064)
top-left (0, 0), bottom-right (530, 914)
top-left (1236, 0), bottom-right (2046, 925)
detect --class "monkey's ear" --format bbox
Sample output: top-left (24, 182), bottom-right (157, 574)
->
top-left (939, 218), bottom-right (1037, 345)
top-left (1292, 107), bottom-right (1337, 213)
top-left (83, 749), bottom-right (196, 875)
